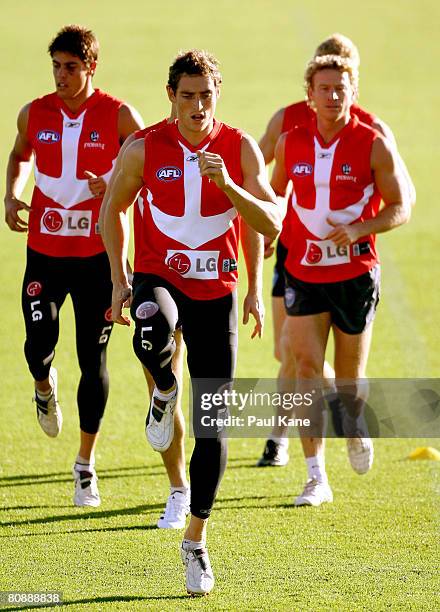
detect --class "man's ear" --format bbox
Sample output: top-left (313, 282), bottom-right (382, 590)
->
top-left (166, 85), bottom-right (176, 102)
top-left (89, 61), bottom-right (97, 77)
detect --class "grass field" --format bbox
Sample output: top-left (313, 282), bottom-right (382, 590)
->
top-left (0, 1), bottom-right (439, 610)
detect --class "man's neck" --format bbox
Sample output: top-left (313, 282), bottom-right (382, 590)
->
top-left (316, 111), bottom-right (350, 144)
top-left (177, 119), bottom-right (214, 146)
top-left (59, 83), bottom-right (95, 113)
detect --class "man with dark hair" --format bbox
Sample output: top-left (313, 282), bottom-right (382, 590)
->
top-left (4, 25), bottom-right (143, 507)
top-left (104, 49), bottom-right (280, 595)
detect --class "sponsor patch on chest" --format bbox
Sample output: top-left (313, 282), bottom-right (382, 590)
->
top-left (301, 239), bottom-right (350, 266)
top-left (40, 208), bottom-right (92, 237)
top-left (165, 250), bottom-right (219, 279)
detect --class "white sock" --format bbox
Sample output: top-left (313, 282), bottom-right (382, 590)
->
top-left (182, 538), bottom-right (205, 550)
top-left (74, 454), bottom-right (94, 473)
top-left (306, 455), bottom-right (327, 483)
top-left (36, 387), bottom-right (52, 401)
top-left (269, 436), bottom-right (289, 448)
top-left (155, 385), bottom-right (177, 401)
top-left (171, 486), bottom-right (189, 496)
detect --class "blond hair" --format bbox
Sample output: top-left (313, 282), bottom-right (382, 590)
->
top-left (314, 33), bottom-right (360, 68)
top-left (304, 54), bottom-right (358, 96)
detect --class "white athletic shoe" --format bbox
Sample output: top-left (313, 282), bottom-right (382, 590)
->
top-left (157, 490), bottom-right (190, 529)
top-left (294, 478), bottom-right (333, 507)
top-left (346, 435), bottom-right (374, 474)
top-left (35, 367), bottom-right (63, 438)
top-left (145, 385), bottom-right (178, 452)
top-left (181, 544), bottom-right (215, 596)
top-left (73, 467), bottom-right (101, 507)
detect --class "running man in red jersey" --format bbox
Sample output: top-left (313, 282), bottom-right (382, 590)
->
top-left (100, 109), bottom-right (192, 530)
top-left (104, 50), bottom-right (280, 596)
top-left (270, 53), bottom-right (411, 506)
top-left (3, 25), bottom-right (143, 507)
top-left (257, 33), bottom-right (416, 468)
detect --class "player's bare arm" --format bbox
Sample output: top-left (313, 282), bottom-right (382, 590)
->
top-left (327, 135), bottom-right (411, 247)
top-left (241, 221), bottom-right (265, 339)
top-left (117, 103), bottom-right (145, 143)
top-left (371, 117), bottom-right (416, 207)
top-left (4, 104), bottom-right (33, 232)
top-left (258, 108), bottom-right (285, 165)
top-left (85, 105), bottom-right (144, 200)
top-left (103, 139), bottom-right (144, 325)
top-left (98, 132), bottom-right (136, 239)
top-left (198, 134), bottom-right (281, 239)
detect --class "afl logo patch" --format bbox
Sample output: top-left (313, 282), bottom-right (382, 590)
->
top-left (42, 210), bottom-right (63, 232)
top-left (135, 301), bottom-right (159, 319)
top-left (293, 163), bottom-right (313, 177)
top-left (37, 130), bottom-right (60, 143)
top-left (156, 166), bottom-right (182, 181)
top-left (27, 281), bottom-right (42, 297)
top-left (285, 287), bottom-right (296, 309)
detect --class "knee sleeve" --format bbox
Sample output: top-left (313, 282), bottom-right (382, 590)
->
top-left (131, 287), bottom-right (178, 391)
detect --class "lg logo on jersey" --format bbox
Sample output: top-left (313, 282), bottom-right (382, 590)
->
top-left (156, 166), bottom-right (182, 182)
top-left (40, 209), bottom-right (92, 237)
top-left (166, 250), bottom-right (220, 280)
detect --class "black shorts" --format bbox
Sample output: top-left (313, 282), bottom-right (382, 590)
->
top-left (284, 266), bottom-right (380, 335)
top-left (272, 239), bottom-right (288, 297)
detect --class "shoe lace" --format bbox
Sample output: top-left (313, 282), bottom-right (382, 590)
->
top-left (303, 478), bottom-right (319, 494)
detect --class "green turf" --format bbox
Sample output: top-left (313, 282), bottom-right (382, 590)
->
top-left (0, 1), bottom-right (439, 609)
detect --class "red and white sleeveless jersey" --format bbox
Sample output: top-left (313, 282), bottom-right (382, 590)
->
top-left (134, 120), bottom-right (243, 300)
top-left (278, 101), bottom-right (376, 248)
top-left (284, 115), bottom-right (381, 283)
top-left (132, 119), bottom-right (169, 263)
top-left (27, 89), bottom-right (122, 257)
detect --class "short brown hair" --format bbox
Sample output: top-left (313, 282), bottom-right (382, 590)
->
top-left (314, 33), bottom-right (360, 68)
top-left (48, 25), bottom-right (99, 66)
top-left (305, 54), bottom-right (358, 93)
top-left (168, 49), bottom-right (222, 92)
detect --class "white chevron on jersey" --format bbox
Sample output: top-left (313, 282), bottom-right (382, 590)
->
top-left (292, 137), bottom-right (374, 239)
top-left (34, 110), bottom-right (116, 209)
top-left (149, 141), bottom-right (237, 249)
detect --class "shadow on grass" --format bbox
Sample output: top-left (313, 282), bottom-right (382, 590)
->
top-left (0, 594), bottom-right (189, 611)
top-left (0, 465), bottom-right (165, 489)
top-left (0, 502), bottom-right (164, 528)
top-left (0, 523), bottom-right (159, 539)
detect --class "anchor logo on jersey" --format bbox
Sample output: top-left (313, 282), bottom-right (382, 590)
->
top-left (34, 110), bottom-right (115, 208)
top-left (149, 142), bottom-right (237, 249)
top-left (291, 138), bottom-right (373, 239)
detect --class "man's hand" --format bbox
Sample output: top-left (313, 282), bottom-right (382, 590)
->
top-left (111, 282), bottom-right (132, 326)
top-left (243, 292), bottom-right (265, 339)
top-left (4, 196), bottom-right (31, 232)
top-left (264, 235), bottom-right (275, 259)
top-left (326, 218), bottom-right (361, 247)
top-left (84, 170), bottom-right (107, 198)
top-left (197, 151), bottom-right (230, 190)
